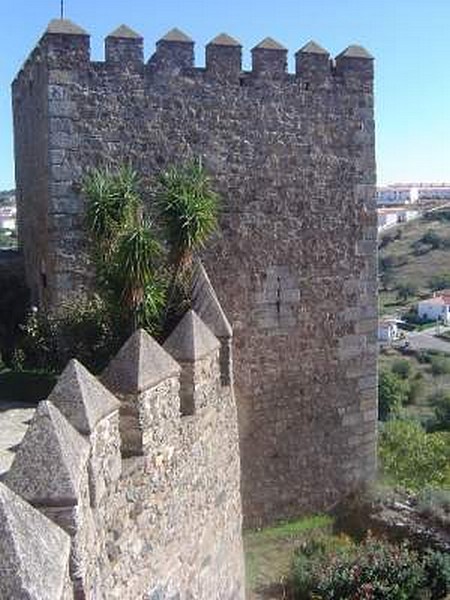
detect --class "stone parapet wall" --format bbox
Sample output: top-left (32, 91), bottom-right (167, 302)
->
top-left (0, 308), bottom-right (244, 599)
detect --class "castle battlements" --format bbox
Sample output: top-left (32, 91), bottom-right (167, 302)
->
top-left (13, 18), bottom-right (373, 97)
top-left (0, 291), bottom-right (245, 598)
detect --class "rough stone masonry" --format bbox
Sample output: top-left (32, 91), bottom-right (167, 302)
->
top-left (12, 20), bottom-right (378, 526)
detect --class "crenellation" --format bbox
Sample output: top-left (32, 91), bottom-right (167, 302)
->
top-left (149, 28), bottom-right (195, 75)
top-left (105, 25), bottom-right (144, 66)
top-left (206, 34), bottom-right (242, 83)
top-left (251, 37), bottom-right (288, 78)
top-left (164, 310), bottom-right (221, 415)
top-left (42, 23), bottom-right (90, 72)
top-left (295, 41), bottom-right (331, 87)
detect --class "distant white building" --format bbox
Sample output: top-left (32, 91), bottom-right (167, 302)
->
top-left (416, 185), bottom-right (450, 202)
top-left (377, 187), bottom-right (415, 205)
top-left (0, 206), bottom-right (16, 231)
top-left (378, 207), bottom-right (420, 231)
top-left (418, 291), bottom-right (450, 324)
top-left (378, 318), bottom-right (402, 342)
top-left (377, 184), bottom-right (450, 206)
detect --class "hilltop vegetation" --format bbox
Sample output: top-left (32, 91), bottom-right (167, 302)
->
top-left (379, 208), bottom-right (450, 316)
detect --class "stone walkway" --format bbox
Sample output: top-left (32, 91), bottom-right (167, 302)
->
top-left (0, 402), bottom-right (35, 477)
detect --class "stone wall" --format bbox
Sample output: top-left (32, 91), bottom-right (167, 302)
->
top-left (0, 306), bottom-right (245, 599)
top-left (13, 20), bottom-right (378, 526)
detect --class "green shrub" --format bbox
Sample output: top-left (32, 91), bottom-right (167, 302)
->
top-left (396, 280), bottom-right (419, 301)
top-left (378, 369), bottom-right (408, 421)
top-left (421, 229), bottom-right (443, 249)
top-left (407, 373), bottom-right (425, 405)
top-left (16, 297), bottom-right (125, 374)
top-left (379, 420), bottom-right (450, 490)
top-left (391, 358), bottom-right (412, 379)
top-left (429, 273), bottom-right (450, 292)
top-left (423, 549), bottom-right (450, 599)
top-left (292, 534), bottom-right (450, 599)
top-left (291, 534), bottom-right (450, 599)
top-left (428, 390), bottom-right (450, 432)
top-left (430, 355), bottom-right (450, 376)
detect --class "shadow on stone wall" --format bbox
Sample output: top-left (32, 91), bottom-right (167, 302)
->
top-left (0, 250), bottom-right (29, 364)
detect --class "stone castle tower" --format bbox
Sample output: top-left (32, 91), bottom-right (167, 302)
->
top-left (13, 20), bottom-right (377, 526)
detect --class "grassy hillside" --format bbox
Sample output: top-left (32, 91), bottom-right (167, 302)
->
top-left (379, 208), bottom-right (450, 316)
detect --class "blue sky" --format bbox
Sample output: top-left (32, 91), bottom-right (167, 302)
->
top-left (0, 0), bottom-right (449, 189)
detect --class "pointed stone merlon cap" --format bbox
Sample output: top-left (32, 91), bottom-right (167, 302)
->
top-left (251, 37), bottom-right (288, 77)
top-left (335, 45), bottom-right (374, 83)
top-left (5, 401), bottom-right (90, 508)
top-left (192, 263), bottom-right (232, 339)
top-left (105, 24), bottom-right (144, 64)
top-left (48, 359), bottom-right (120, 436)
top-left (192, 263), bottom-right (233, 385)
top-left (0, 482), bottom-right (71, 600)
top-left (206, 33), bottom-right (242, 79)
top-left (295, 40), bottom-right (331, 77)
top-left (164, 310), bottom-right (220, 415)
top-left (45, 19), bottom-right (88, 36)
top-left (150, 27), bottom-right (194, 72)
top-left (164, 309), bottom-right (220, 363)
top-left (42, 19), bottom-right (90, 67)
top-left (102, 328), bottom-right (181, 396)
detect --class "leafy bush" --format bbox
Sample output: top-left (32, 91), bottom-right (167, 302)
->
top-left (391, 358), bottom-right (412, 379)
top-left (396, 280), bottom-right (419, 301)
top-left (378, 369), bottom-right (408, 421)
top-left (291, 533), bottom-right (450, 599)
top-left (430, 355), bottom-right (450, 376)
top-left (379, 420), bottom-right (450, 490)
top-left (423, 549), bottom-right (450, 599)
top-left (16, 297), bottom-right (125, 374)
top-left (429, 272), bottom-right (450, 292)
top-left (421, 229), bottom-right (443, 249)
top-left (427, 390), bottom-right (450, 432)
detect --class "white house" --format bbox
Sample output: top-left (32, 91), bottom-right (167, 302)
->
top-left (378, 318), bottom-right (402, 342)
top-left (418, 292), bottom-right (450, 324)
top-left (378, 207), bottom-right (419, 231)
top-left (0, 206), bottom-right (16, 231)
top-left (378, 209), bottom-right (398, 230)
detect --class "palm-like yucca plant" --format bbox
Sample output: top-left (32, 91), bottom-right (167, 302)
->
top-left (83, 159), bottom-right (220, 335)
top-left (155, 158), bottom-right (219, 323)
top-left (83, 165), bottom-right (141, 260)
top-left (156, 157), bottom-right (219, 269)
top-left (115, 222), bottom-right (162, 329)
top-left (83, 165), bottom-right (163, 332)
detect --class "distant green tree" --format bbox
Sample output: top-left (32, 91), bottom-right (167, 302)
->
top-left (429, 273), bottom-right (450, 292)
top-left (379, 420), bottom-right (450, 490)
top-left (378, 369), bottom-right (408, 421)
top-left (421, 229), bottom-right (443, 249)
top-left (430, 355), bottom-right (450, 376)
top-left (397, 280), bottom-right (419, 302)
top-left (391, 359), bottom-right (412, 380)
top-left (428, 390), bottom-right (450, 432)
